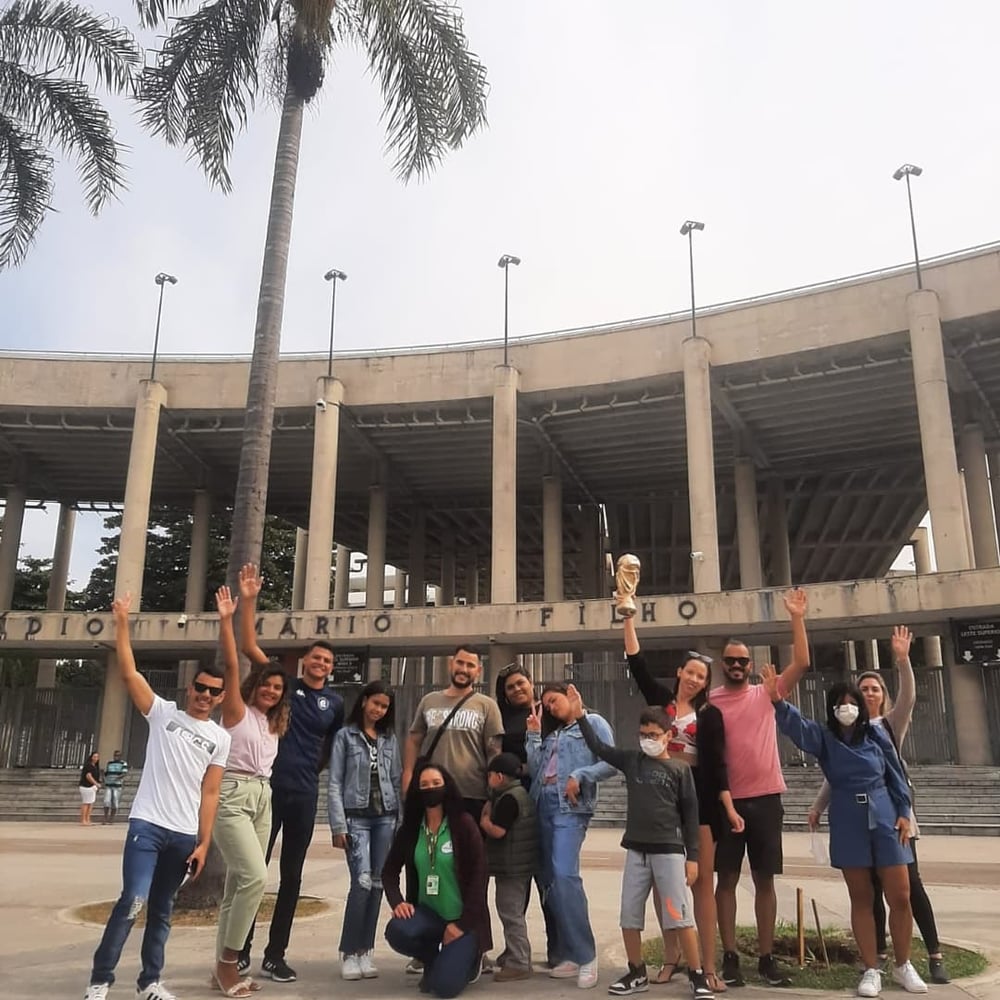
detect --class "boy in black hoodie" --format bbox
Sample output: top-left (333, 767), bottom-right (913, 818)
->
top-left (567, 686), bottom-right (712, 999)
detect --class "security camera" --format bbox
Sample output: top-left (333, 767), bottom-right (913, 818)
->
top-left (316, 398), bottom-right (327, 411)
top-left (488, 636), bottom-right (497, 643)
top-left (690, 551), bottom-right (704, 561)
top-left (177, 614), bottom-right (188, 627)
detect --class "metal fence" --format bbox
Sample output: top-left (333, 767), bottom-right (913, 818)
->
top-left (0, 685), bottom-right (103, 768)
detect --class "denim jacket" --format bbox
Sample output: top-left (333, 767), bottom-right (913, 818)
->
top-left (327, 725), bottom-right (402, 835)
top-left (526, 711), bottom-right (617, 814)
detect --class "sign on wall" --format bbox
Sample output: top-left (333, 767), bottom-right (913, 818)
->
top-left (952, 619), bottom-right (1000, 665)
top-left (331, 648), bottom-right (369, 685)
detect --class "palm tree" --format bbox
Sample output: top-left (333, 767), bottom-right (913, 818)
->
top-left (0, 0), bottom-right (140, 268)
top-left (135, 0), bottom-right (489, 582)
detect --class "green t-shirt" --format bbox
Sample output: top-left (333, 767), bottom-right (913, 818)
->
top-left (414, 818), bottom-right (463, 921)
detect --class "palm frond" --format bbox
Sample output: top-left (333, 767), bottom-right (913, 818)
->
top-left (0, 112), bottom-right (53, 268)
top-left (354, 0), bottom-right (487, 180)
top-left (0, 0), bottom-right (140, 91)
top-left (0, 60), bottom-right (124, 210)
top-left (136, 0), bottom-right (271, 190)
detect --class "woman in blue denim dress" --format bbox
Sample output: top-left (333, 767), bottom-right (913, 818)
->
top-left (328, 680), bottom-right (402, 982)
top-left (526, 682), bottom-right (617, 990)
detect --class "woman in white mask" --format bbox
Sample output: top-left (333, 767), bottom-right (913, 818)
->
top-left (759, 667), bottom-right (925, 999)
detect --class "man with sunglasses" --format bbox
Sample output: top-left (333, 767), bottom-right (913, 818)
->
top-left (709, 588), bottom-right (810, 989)
top-left (85, 594), bottom-right (231, 1000)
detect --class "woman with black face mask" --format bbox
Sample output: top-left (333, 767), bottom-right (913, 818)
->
top-left (383, 762), bottom-right (492, 998)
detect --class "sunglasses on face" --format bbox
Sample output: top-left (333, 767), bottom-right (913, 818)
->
top-left (722, 656), bottom-right (751, 668)
top-left (193, 680), bottom-right (224, 696)
top-left (686, 650), bottom-right (713, 665)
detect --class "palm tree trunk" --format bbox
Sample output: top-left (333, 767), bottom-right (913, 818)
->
top-left (226, 83), bottom-right (305, 585)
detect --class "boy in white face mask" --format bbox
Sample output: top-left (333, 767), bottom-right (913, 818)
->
top-left (566, 688), bottom-right (712, 999)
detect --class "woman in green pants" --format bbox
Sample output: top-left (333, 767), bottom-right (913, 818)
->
top-left (212, 570), bottom-right (290, 997)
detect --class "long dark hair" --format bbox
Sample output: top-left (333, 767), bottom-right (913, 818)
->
top-left (826, 682), bottom-right (869, 745)
top-left (240, 664), bottom-right (291, 737)
top-left (346, 680), bottom-right (396, 734)
top-left (540, 681), bottom-right (575, 738)
top-left (494, 664), bottom-right (533, 714)
top-left (671, 651), bottom-right (713, 713)
top-left (397, 761), bottom-right (467, 845)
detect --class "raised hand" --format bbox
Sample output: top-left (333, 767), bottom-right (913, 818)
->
top-left (238, 563), bottom-right (263, 601)
top-left (890, 625), bottom-right (913, 662)
top-left (566, 683), bottom-right (584, 720)
top-left (783, 587), bottom-right (808, 618)
top-left (526, 702), bottom-right (542, 733)
top-left (215, 585), bottom-right (238, 619)
top-left (760, 663), bottom-right (782, 702)
top-left (111, 593), bottom-right (133, 621)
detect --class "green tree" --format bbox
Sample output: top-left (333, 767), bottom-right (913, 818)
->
top-left (133, 0), bottom-right (488, 581)
top-left (0, 0), bottom-right (141, 267)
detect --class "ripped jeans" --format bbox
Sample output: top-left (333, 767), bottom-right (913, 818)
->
top-left (339, 813), bottom-right (396, 955)
top-left (91, 818), bottom-right (195, 988)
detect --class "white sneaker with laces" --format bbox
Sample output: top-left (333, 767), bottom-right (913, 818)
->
top-left (84, 986), bottom-right (110, 1000)
top-left (135, 983), bottom-right (177, 1000)
top-left (342, 954), bottom-right (363, 981)
top-left (549, 961), bottom-right (580, 979)
top-left (892, 962), bottom-right (928, 994)
top-left (359, 952), bottom-right (378, 978)
top-left (577, 959), bottom-right (599, 990)
top-left (857, 968), bottom-right (882, 998)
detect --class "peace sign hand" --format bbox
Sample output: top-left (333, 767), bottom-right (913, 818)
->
top-left (526, 702), bottom-right (542, 733)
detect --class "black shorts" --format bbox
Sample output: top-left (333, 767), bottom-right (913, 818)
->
top-left (714, 793), bottom-right (784, 876)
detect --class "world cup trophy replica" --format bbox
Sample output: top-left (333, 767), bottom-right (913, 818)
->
top-left (613, 553), bottom-right (642, 618)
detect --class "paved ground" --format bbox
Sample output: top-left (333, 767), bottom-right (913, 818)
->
top-left (2, 825), bottom-right (998, 1000)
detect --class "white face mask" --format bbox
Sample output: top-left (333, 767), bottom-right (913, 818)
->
top-left (834, 703), bottom-right (860, 726)
top-left (639, 737), bottom-right (665, 758)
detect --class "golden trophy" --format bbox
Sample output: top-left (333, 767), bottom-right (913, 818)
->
top-left (614, 553), bottom-right (642, 618)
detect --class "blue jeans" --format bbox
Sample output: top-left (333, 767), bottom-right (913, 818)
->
top-left (339, 813), bottom-right (396, 954)
top-left (537, 783), bottom-right (595, 965)
top-left (91, 818), bottom-right (195, 988)
top-left (385, 904), bottom-right (479, 999)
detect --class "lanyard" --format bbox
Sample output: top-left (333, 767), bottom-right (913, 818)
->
top-left (423, 820), bottom-right (445, 871)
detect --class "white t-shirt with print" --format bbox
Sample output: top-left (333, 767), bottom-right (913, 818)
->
top-left (130, 696), bottom-right (231, 835)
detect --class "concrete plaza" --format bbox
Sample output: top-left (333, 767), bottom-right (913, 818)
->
top-left (1, 825), bottom-right (998, 1000)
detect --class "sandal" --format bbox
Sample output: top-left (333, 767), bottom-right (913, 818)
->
top-left (706, 972), bottom-right (728, 993)
top-left (211, 978), bottom-right (261, 993)
top-left (211, 959), bottom-right (260, 997)
top-left (654, 957), bottom-right (687, 984)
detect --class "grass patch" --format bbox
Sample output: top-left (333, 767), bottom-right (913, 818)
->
top-left (641, 923), bottom-right (988, 990)
top-left (72, 893), bottom-right (329, 928)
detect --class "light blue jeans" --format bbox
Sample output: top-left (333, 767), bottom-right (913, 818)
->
top-left (537, 783), bottom-right (595, 965)
top-left (339, 813), bottom-right (396, 954)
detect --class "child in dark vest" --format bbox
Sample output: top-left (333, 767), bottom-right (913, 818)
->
top-left (480, 752), bottom-right (539, 983)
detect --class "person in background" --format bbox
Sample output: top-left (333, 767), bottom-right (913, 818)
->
top-left (102, 750), bottom-right (129, 825)
top-left (526, 682), bottom-right (617, 990)
top-left (79, 750), bottom-right (101, 826)
top-left (212, 583), bottom-right (290, 998)
top-left (329, 680), bottom-right (401, 982)
top-left (809, 627), bottom-right (949, 985)
top-left (383, 762), bottom-right (491, 999)
top-left (761, 664), bottom-right (926, 999)
top-left (479, 752), bottom-right (539, 983)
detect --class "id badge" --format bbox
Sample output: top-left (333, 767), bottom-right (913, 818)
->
top-left (425, 874), bottom-right (440, 896)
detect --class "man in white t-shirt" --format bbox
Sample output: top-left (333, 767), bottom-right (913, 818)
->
top-left (86, 595), bottom-right (231, 1000)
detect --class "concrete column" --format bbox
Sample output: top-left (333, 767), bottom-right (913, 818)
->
top-left (844, 640), bottom-right (858, 675)
top-left (365, 484), bottom-right (387, 610)
top-left (184, 490), bottom-right (212, 613)
top-left (767, 478), bottom-right (792, 586)
top-left (861, 639), bottom-right (880, 671)
top-left (734, 457), bottom-right (763, 590)
top-left (942, 634), bottom-right (992, 765)
top-left (989, 450), bottom-right (1000, 542)
top-left (0, 482), bottom-right (27, 610)
top-left (907, 290), bottom-right (970, 571)
top-left (98, 380), bottom-right (167, 760)
top-left (394, 568), bottom-right (406, 609)
top-left (958, 423), bottom-right (999, 568)
top-left (304, 377), bottom-right (344, 609)
top-left (911, 528), bottom-right (944, 666)
top-left (682, 336), bottom-right (721, 593)
top-left (333, 545), bottom-right (351, 610)
top-left (488, 643), bottom-right (517, 692)
top-left (36, 503), bottom-right (78, 688)
top-left (578, 507), bottom-right (600, 599)
top-left (464, 552), bottom-right (479, 605)
top-left (292, 528), bottom-right (308, 611)
top-left (408, 510), bottom-right (427, 608)
top-left (542, 474), bottom-right (565, 602)
top-left (440, 531), bottom-right (456, 606)
top-left (491, 365), bottom-right (520, 604)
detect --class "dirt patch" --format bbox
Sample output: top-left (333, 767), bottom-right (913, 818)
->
top-left (70, 893), bottom-right (329, 928)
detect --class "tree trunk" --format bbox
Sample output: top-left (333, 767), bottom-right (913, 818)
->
top-left (225, 83), bottom-right (306, 585)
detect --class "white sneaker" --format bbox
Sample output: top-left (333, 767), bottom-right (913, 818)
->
top-left (136, 984), bottom-right (177, 1000)
top-left (857, 968), bottom-right (881, 998)
top-left (406, 958), bottom-right (424, 975)
top-left (549, 961), bottom-right (580, 979)
top-left (892, 962), bottom-right (928, 994)
top-left (577, 959), bottom-right (599, 990)
top-left (359, 952), bottom-right (378, 979)
top-left (84, 986), bottom-right (110, 1000)
top-left (342, 954), bottom-right (363, 981)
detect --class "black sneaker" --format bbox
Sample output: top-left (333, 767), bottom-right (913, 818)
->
top-left (757, 954), bottom-right (791, 987)
top-left (261, 957), bottom-right (297, 983)
top-left (689, 968), bottom-right (714, 999)
top-left (721, 952), bottom-right (744, 988)
top-left (608, 962), bottom-right (649, 995)
top-left (928, 958), bottom-right (950, 985)
top-left (237, 952), bottom-right (250, 976)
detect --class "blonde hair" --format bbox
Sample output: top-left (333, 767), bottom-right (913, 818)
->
top-left (856, 671), bottom-right (892, 716)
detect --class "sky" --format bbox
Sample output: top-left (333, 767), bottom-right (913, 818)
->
top-left (4, 0), bottom-right (997, 585)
